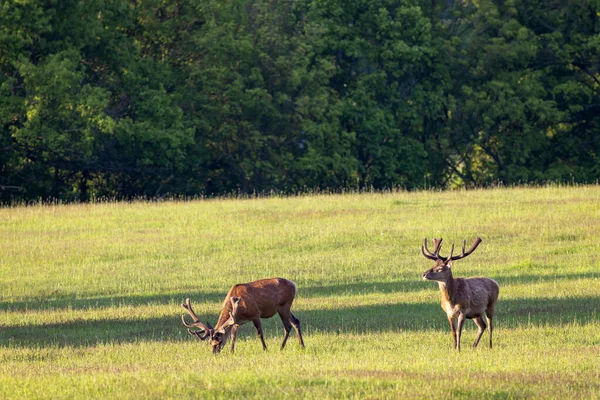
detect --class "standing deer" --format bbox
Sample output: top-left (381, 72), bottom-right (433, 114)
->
top-left (421, 237), bottom-right (499, 351)
top-left (181, 277), bottom-right (305, 354)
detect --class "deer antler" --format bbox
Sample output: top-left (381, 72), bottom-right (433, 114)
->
top-left (421, 237), bottom-right (482, 262)
top-left (422, 238), bottom-right (444, 260)
top-left (448, 237), bottom-right (482, 261)
top-left (181, 298), bottom-right (213, 340)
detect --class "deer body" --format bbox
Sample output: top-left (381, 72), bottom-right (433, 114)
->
top-left (438, 277), bottom-right (499, 320)
top-left (182, 278), bottom-right (305, 354)
top-left (421, 237), bottom-right (499, 351)
top-left (223, 278), bottom-right (295, 321)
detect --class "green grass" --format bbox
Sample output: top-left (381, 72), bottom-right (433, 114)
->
top-left (1, 186), bottom-right (599, 399)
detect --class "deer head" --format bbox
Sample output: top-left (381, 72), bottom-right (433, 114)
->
top-left (421, 237), bottom-right (482, 281)
top-left (208, 296), bottom-right (241, 354)
top-left (181, 297), bottom-right (242, 354)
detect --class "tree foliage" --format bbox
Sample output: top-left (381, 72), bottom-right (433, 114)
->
top-left (1, 0), bottom-right (599, 201)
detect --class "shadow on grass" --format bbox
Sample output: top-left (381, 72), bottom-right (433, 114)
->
top-left (2, 271), bottom-right (597, 313)
top-left (2, 294), bottom-right (598, 349)
top-left (0, 280), bottom-right (428, 313)
top-left (0, 291), bottom-right (225, 313)
top-left (493, 271), bottom-right (599, 286)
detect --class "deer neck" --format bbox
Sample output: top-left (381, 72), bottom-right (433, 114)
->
top-left (215, 303), bottom-right (234, 330)
top-left (437, 273), bottom-right (456, 304)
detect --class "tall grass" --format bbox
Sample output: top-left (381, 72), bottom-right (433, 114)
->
top-left (1, 186), bottom-right (599, 398)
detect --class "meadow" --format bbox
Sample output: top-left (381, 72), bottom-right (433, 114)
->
top-left (1, 186), bottom-right (599, 399)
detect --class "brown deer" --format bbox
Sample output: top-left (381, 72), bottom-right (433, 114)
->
top-left (181, 277), bottom-right (305, 354)
top-left (421, 237), bottom-right (499, 351)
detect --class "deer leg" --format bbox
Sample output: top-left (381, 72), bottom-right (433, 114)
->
top-left (253, 319), bottom-right (268, 351)
top-left (230, 324), bottom-right (239, 353)
top-left (448, 317), bottom-right (457, 350)
top-left (472, 317), bottom-right (487, 348)
top-left (456, 313), bottom-right (466, 352)
top-left (278, 311), bottom-right (293, 350)
top-left (290, 312), bottom-right (305, 348)
top-left (486, 315), bottom-right (494, 349)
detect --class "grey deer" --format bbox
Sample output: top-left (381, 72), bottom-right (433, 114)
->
top-left (181, 277), bottom-right (305, 354)
top-left (421, 237), bottom-right (499, 351)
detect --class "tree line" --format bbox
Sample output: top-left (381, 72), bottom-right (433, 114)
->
top-left (1, 0), bottom-right (599, 202)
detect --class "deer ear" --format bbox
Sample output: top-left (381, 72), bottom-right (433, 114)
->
top-left (446, 259), bottom-right (453, 268)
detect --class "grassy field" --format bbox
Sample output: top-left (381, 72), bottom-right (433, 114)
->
top-left (1, 186), bottom-right (599, 399)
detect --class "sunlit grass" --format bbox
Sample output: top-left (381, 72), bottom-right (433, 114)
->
top-left (1, 185), bottom-right (599, 398)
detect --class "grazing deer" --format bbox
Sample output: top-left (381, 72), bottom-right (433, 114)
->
top-left (421, 237), bottom-right (499, 351)
top-left (181, 277), bottom-right (305, 354)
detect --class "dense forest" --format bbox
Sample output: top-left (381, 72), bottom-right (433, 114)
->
top-left (1, 0), bottom-right (599, 202)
